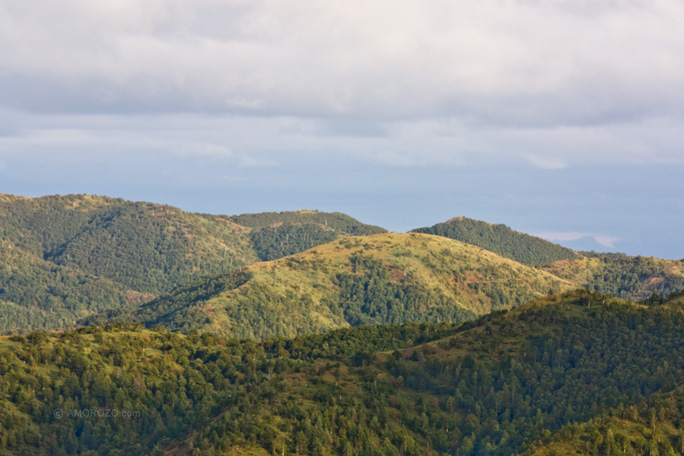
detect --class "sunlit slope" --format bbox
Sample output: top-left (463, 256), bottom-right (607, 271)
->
top-left (130, 232), bottom-right (573, 338)
top-left (540, 253), bottom-right (684, 300)
top-left (413, 215), bottom-right (684, 301)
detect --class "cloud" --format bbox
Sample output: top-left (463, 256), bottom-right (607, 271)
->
top-left (592, 235), bottom-right (622, 249)
top-left (523, 155), bottom-right (568, 170)
top-left (1, 0), bottom-right (684, 174)
top-left (536, 231), bottom-right (622, 248)
top-left (173, 142), bottom-right (276, 167)
top-left (1, 0), bottom-right (683, 128)
top-left (535, 232), bottom-right (588, 242)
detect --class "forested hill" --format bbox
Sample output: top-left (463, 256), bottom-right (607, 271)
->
top-left (2, 193), bottom-right (684, 336)
top-left (540, 252), bottom-right (684, 301)
top-left (412, 216), bottom-right (578, 265)
top-left (0, 194), bottom-right (385, 333)
top-left (98, 232), bottom-right (573, 338)
top-left (3, 289), bottom-right (684, 455)
top-left (224, 210), bottom-right (386, 261)
top-left (0, 193), bottom-right (258, 294)
top-left (228, 209), bottom-right (386, 234)
top-left (412, 216), bottom-right (684, 300)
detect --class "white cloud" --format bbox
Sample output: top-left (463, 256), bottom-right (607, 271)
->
top-left (536, 231), bottom-right (622, 248)
top-left (523, 155), bottom-right (568, 170)
top-left (593, 235), bottom-right (622, 249)
top-left (535, 232), bottom-right (588, 242)
top-left (173, 142), bottom-right (276, 167)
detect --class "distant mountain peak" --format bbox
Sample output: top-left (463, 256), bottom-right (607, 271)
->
top-left (412, 216), bottom-right (578, 265)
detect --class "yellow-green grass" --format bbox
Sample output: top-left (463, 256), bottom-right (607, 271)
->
top-left (158, 233), bottom-right (574, 339)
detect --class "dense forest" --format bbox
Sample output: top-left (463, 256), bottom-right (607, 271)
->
top-left (227, 210), bottom-right (386, 235)
top-left (412, 217), bottom-right (578, 265)
top-left (2, 290), bottom-right (684, 455)
top-left (248, 223), bottom-right (339, 261)
top-left (541, 252), bottom-right (684, 300)
top-left (0, 195), bottom-right (384, 333)
top-left (0, 240), bottom-right (133, 333)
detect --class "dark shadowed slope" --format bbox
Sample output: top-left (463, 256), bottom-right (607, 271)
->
top-left (412, 216), bottom-right (578, 265)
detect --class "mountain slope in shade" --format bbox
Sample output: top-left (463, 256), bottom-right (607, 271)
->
top-left (117, 232), bottom-right (573, 338)
top-left (0, 193), bottom-right (259, 294)
top-left (0, 239), bottom-right (136, 333)
top-left (228, 209), bottom-right (387, 234)
top-left (230, 210), bottom-right (386, 261)
top-left (412, 216), bottom-right (578, 265)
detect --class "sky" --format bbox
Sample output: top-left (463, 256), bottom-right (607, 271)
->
top-left (1, 0), bottom-right (683, 259)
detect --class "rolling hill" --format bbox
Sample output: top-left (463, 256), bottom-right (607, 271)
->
top-left (101, 232), bottom-right (573, 338)
top-left (414, 216), bottom-right (684, 301)
top-left (0, 194), bottom-right (385, 333)
top-left (412, 216), bottom-right (579, 265)
top-left (540, 252), bottom-right (684, 300)
top-left (2, 193), bottom-right (684, 337)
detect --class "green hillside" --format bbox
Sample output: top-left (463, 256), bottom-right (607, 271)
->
top-left (527, 388), bottom-right (684, 456)
top-left (414, 216), bottom-right (684, 301)
top-left (228, 209), bottom-right (387, 234)
top-left (541, 252), bottom-right (684, 300)
top-left (3, 290), bottom-right (684, 455)
top-left (412, 217), bottom-right (578, 265)
top-left (527, 293), bottom-right (684, 456)
top-left (0, 240), bottom-right (135, 333)
top-left (228, 210), bottom-right (387, 261)
top-left (2, 193), bottom-right (682, 337)
top-left (109, 232), bottom-right (573, 338)
top-left (0, 194), bottom-right (258, 294)
top-left (0, 194), bottom-right (386, 333)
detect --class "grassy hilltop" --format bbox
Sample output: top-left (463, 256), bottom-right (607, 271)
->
top-left (114, 232), bottom-right (572, 338)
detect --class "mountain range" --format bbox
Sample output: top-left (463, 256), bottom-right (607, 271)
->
top-left (1, 193), bottom-right (684, 455)
top-left (1, 193), bottom-right (683, 336)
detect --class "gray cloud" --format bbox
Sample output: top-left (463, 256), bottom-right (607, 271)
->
top-left (2, 0), bottom-right (684, 126)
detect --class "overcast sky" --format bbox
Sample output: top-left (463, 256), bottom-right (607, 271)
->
top-left (1, 0), bottom-right (683, 258)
